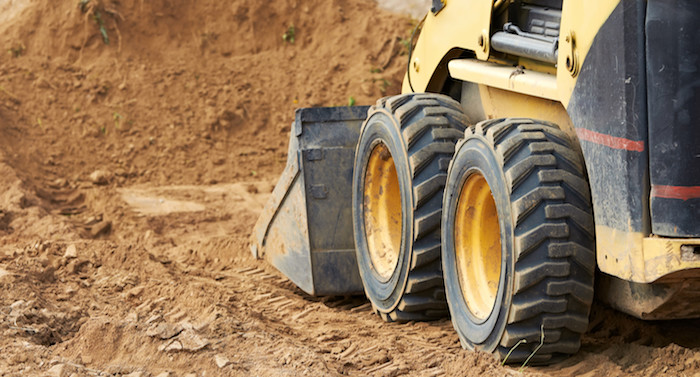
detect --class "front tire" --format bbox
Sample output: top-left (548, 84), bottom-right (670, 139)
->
top-left (442, 118), bottom-right (595, 363)
top-left (352, 93), bottom-right (467, 322)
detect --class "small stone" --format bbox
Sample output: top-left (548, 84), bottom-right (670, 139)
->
top-left (178, 329), bottom-right (209, 351)
top-left (125, 286), bottom-right (144, 298)
top-left (64, 244), bottom-right (77, 259)
top-left (154, 373), bottom-right (171, 377)
top-left (66, 259), bottom-right (89, 274)
top-left (84, 215), bottom-right (101, 226)
top-left (89, 170), bottom-right (111, 185)
top-left (361, 82), bottom-right (374, 96)
top-left (124, 372), bottom-right (144, 377)
top-left (160, 340), bottom-right (183, 352)
top-left (90, 221), bottom-right (112, 237)
top-left (126, 312), bottom-right (139, 322)
top-left (46, 363), bottom-right (67, 377)
top-left (145, 314), bottom-right (162, 324)
top-left (9, 352), bottom-right (28, 364)
top-left (65, 192), bottom-right (84, 206)
top-left (184, 374), bottom-right (197, 377)
top-left (146, 323), bottom-right (183, 340)
top-left (214, 354), bottom-right (230, 368)
top-left (135, 300), bottom-right (153, 312)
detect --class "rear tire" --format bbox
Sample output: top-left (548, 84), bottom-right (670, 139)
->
top-left (352, 93), bottom-right (467, 322)
top-left (442, 118), bottom-right (595, 363)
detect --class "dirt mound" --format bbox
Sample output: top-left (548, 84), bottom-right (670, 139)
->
top-left (1, 0), bottom-right (700, 376)
top-left (0, 0), bottom-right (412, 188)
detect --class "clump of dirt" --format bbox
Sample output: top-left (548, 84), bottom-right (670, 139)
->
top-left (3, 298), bottom-right (86, 346)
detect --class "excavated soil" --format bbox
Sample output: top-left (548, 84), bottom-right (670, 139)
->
top-left (0, 0), bottom-right (699, 376)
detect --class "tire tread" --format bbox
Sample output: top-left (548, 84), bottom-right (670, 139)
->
top-left (368, 93), bottom-right (467, 321)
top-left (463, 118), bottom-right (594, 363)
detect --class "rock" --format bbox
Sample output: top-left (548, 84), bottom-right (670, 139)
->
top-left (9, 352), bottom-right (28, 364)
top-left (125, 286), bottom-right (144, 298)
top-left (46, 363), bottom-right (67, 377)
top-left (214, 354), bottom-right (230, 368)
top-left (90, 221), bottom-right (112, 237)
top-left (178, 329), bottom-right (209, 351)
top-left (126, 312), bottom-right (139, 322)
top-left (63, 244), bottom-right (77, 259)
top-left (145, 314), bottom-right (162, 325)
top-left (159, 329), bottom-right (209, 353)
top-left (89, 170), bottom-right (111, 185)
top-left (146, 323), bottom-right (183, 340)
top-left (52, 178), bottom-right (67, 188)
top-left (65, 192), bottom-right (85, 206)
top-left (361, 82), bottom-right (374, 96)
top-left (66, 259), bottom-right (89, 274)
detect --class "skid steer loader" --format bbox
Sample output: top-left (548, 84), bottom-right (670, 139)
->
top-left (252, 0), bottom-right (700, 364)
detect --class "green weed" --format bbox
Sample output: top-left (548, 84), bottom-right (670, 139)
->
top-left (399, 38), bottom-right (411, 56)
top-left (348, 96), bottom-right (356, 107)
top-left (282, 25), bottom-right (296, 44)
top-left (79, 0), bottom-right (110, 45)
top-left (8, 43), bottom-right (25, 58)
top-left (379, 78), bottom-right (391, 94)
top-left (501, 339), bottom-right (526, 366)
top-left (519, 324), bottom-right (545, 372)
top-left (93, 11), bottom-right (109, 45)
top-left (113, 112), bottom-right (122, 129)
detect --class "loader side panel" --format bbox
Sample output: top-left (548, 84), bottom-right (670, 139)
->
top-left (646, 0), bottom-right (700, 237)
top-left (565, 0), bottom-right (650, 280)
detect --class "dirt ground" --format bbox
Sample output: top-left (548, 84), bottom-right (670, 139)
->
top-left (0, 0), bottom-right (699, 376)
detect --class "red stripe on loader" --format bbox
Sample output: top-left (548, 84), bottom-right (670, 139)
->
top-left (575, 128), bottom-right (645, 152)
top-left (652, 185), bottom-right (700, 201)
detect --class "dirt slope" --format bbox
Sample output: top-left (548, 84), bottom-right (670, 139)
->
top-left (0, 0), bottom-right (699, 376)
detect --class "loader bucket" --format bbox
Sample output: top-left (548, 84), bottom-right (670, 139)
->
top-left (251, 106), bottom-right (370, 296)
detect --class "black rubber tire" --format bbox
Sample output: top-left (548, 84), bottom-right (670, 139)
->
top-left (352, 93), bottom-right (468, 322)
top-left (442, 118), bottom-right (595, 363)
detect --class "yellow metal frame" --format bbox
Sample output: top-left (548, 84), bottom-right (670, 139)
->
top-left (402, 0), bottom-right (700, 284)
top-left (596, 225), bottom-right (700, 283)
top-left (402, 0), bottom-right (620, 107)
top-left (448, 59), bottom-right (558, 101)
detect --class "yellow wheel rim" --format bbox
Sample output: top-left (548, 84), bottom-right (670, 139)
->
top-left (363, 143), bottom-right (402, 280)
top-left (454, 172), bottom-right (502, 320)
